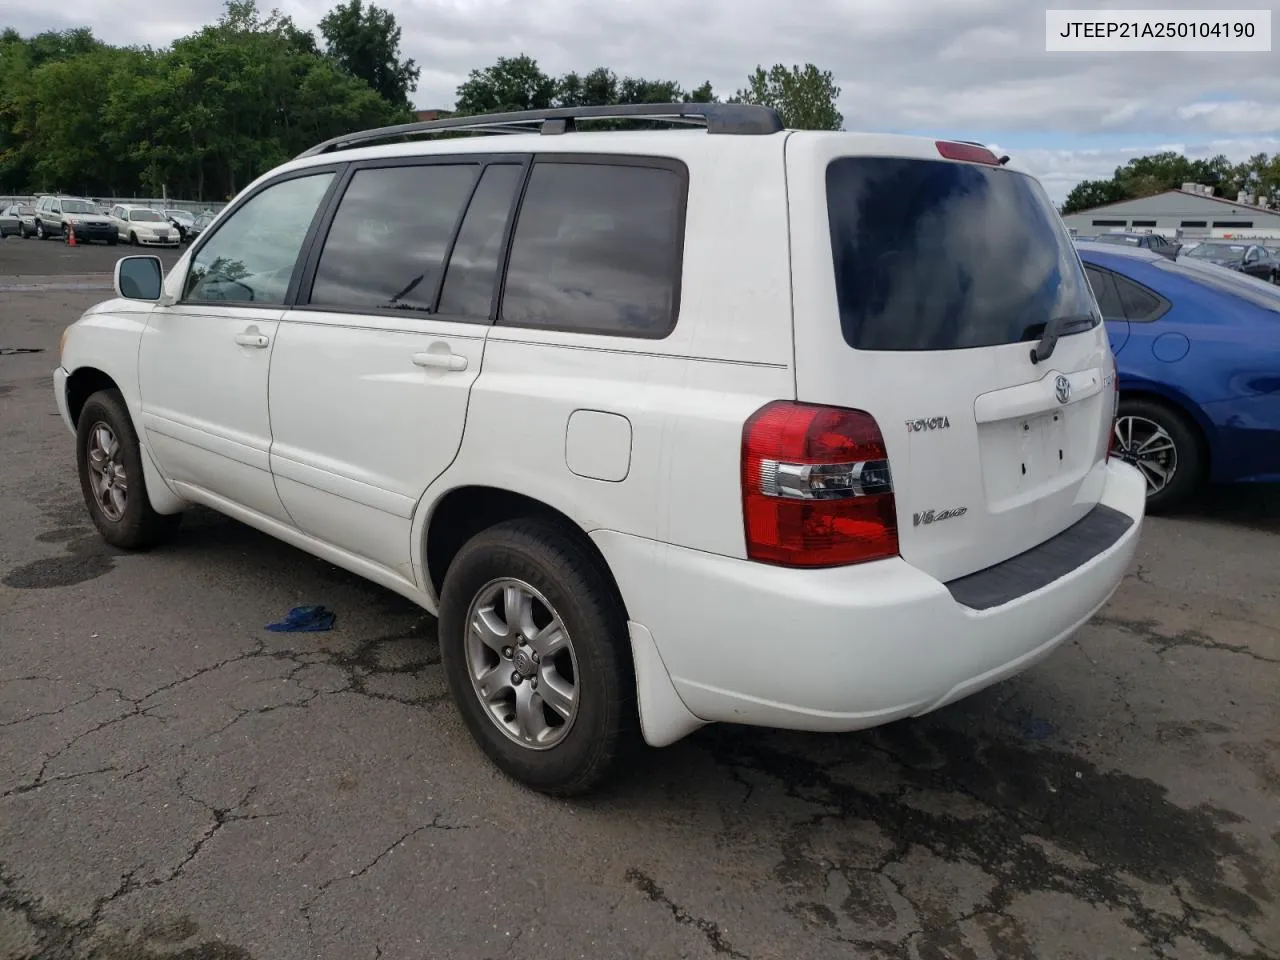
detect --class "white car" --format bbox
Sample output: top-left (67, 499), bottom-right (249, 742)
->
top-left (53, 104), bottom-right (1145, 795)
top-left (108, 204), bottom-right (180, 247)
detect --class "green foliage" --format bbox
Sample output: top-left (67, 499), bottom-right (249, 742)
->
top-left (454, 55), bottom-right (557, 114)
top-left (0, 15), bottom-right (845, 198)
top-left (0, 0), bottom-right (405, 198)
top-left (319, 0), bottom-right (419, 110)
top-left (729, 63), bottom-right (842, 130)
top-left (1060, 150), bottom-right (1280, 214)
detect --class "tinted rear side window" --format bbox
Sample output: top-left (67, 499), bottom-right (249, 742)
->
top-left (310, 163), bottom-right (478, 312)
top-left (437, 163), bottom-right (522, 319)
top-left (1114, 274), bottom-right (1164, 321)
top-left (1084, 265), bottom-right (1124, 319)
top-left (826, 157), bottom-right (1097, 351)
top-left (499, 160), bottom-right (684, 338)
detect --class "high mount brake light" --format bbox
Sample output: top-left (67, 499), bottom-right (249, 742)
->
top-left (741, 401), bottom-right (899, 567)
top-left (935, 140), bottom-right (1000, 165)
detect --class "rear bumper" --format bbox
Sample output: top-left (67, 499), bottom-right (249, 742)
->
top-left (594, 458), bottom-right (1146, 733)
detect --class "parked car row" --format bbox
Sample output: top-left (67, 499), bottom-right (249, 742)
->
top-left (1, 195), bottom-right (216, 245)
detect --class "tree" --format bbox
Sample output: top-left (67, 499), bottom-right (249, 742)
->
top-left (730, 63), bottom-right (841, 130)
top-left (318, 0), bottom-right (419, 110)
top-left (454, 55), bottom-right (556, 115)
top-left (1060, 179), bottom-right (1128, 215)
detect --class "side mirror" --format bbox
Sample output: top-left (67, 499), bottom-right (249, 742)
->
top-left (114, 256), bottom-right (164, 301)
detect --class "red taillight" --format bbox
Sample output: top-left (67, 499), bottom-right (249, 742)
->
top-left (741, 401), bottom-right (899, 567)
top-left (935, 140), bottom-right (999, 165)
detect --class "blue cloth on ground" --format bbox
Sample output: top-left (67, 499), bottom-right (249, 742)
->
top-left (266, 605), bottom-right (336, 632)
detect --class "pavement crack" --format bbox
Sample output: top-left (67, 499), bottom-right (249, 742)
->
top-left (308, 815), bottom-right (470, 901)
top-left (1093, 615), bottom-right (1279, 665)
top-left (0, 687), bottom-right (103, 727)
top-left (625, 868), bottom-right (749, 959)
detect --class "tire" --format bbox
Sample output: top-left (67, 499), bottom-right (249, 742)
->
top-left (108, 237), bottom-right (117, 246)
top-left (128, 231), bottom-right (137, 246)
top-left (75, 389), bottom-right (182, 550)
top-left (438, 517), bottom-right (637, 796)
top-left (36, 222), bottom-right (46, 240)
top-left (1114, 397), bottom-right (1205, 514)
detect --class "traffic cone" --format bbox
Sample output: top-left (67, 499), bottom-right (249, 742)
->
top-left (66, 223), bottom-right (77, 247)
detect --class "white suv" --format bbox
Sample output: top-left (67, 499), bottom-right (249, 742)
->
top-left (54, 104), bottom-right (1145, 795)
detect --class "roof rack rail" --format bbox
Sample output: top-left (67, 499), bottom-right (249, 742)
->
top-left (295, 102), bottom-right (785, 158)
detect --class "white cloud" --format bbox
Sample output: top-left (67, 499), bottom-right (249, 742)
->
top-left (5, 0), bottom-right (1279, 201)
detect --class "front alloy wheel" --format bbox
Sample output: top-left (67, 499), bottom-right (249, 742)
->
top-left (85, 421), bottom-right (128, 521)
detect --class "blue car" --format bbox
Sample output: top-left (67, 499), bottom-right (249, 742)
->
top-left (1075, 241), bottom-right (1280, 511)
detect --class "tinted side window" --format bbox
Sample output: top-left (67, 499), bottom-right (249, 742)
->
top-left (309, 163), bottom-right (478, 313)
top-left (1113, 274), bottom-right (1164, 321)
top-left (437, 164), bottom-right (522, 319)
top-left (185, 172), bottom-right (333, 305)
top-left (499, 160), bottom-right (684, 338)
top-left (1084, 265), bottom-right (1124, 319)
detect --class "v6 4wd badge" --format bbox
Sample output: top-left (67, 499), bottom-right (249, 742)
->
top-left (913, 506), bottom-right (967, 527)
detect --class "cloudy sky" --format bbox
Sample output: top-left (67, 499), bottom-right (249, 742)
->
top-left (7, 0), bottom-right (1279, 202)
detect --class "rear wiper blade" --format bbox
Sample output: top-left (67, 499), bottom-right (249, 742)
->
top-left (1030, 313), bottom-right (1095, 364)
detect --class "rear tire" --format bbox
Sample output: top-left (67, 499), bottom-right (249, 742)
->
top-left (438, 518), bottom-right (636, 796)
top-left (75, 389), bottom-right (182, 550)
top-left (1114, 397), bottom-right (1204, 514)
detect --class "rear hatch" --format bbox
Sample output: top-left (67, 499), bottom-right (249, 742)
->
top-left (785, 133), bottom-right (1116, 583)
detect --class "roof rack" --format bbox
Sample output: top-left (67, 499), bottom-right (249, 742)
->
top-left (295, 103), bottom-right (785, 158)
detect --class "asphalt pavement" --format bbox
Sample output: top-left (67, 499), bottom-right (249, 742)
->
top-left (2, 237), bottom-right (1278, 960)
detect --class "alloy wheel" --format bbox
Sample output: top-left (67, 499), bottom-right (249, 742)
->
top-left (85, 421), bottom-right (128, 521)
top-left (464, 577), bottom-right (580, 750)
top-left (1113, 415), bottom-right (1177, 496)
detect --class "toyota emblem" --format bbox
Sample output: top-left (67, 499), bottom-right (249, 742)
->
top-left (1054, 375), bottom-right (1072, 405)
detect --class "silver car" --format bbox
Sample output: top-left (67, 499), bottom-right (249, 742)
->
top-left (0, 203), bottom-right (30, 238)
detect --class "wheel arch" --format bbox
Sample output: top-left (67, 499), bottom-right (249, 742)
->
top-left (423, 485), bottom-right (629, 621)
top-left (64, 365), bottom-right (186, 515)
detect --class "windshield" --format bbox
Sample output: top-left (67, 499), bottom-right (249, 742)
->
top-left (1156, 258), bottom-right (1280, 311)
top-left (1096, 235), bottom-right (1141, 245)
top-left (1187, 244), bottom-right (1244, 260)
top-left (167, 210), bottom-right (194, 223)
top-left (62, 200), bottom-right (95, 214)
top-left (826, 156), bottom-right (1098, 351)
top-left (130, 209), bottom-right (164, 222)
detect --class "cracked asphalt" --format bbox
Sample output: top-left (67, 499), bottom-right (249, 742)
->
top-left (2, 239), bottom-right (1279, 960)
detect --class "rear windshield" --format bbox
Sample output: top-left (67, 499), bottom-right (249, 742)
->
top-left (1155, 258), bottom-right (1280, 311)
top-left (1186, 244), bottom-right (1244, 259)
top-left (826, 157), bottom-right (1097, 351)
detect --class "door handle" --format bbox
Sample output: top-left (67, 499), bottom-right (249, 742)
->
top-left (412, 352), bottom-right (468, 372)
top-left (234, 332), bottom-right (269, 348)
